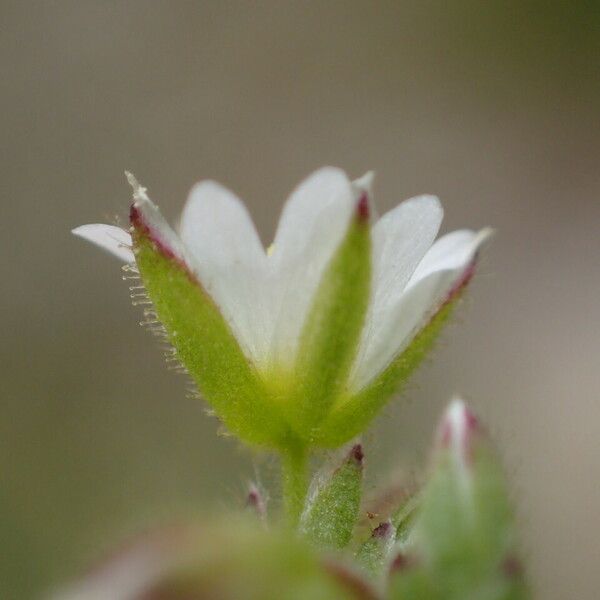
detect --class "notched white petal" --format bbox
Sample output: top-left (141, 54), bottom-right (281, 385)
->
top-left (268, 167), bottom-right (356, 365)
top-left (179, 180), bottom-right (270, 364)
top-left (351, 195), bottom-right (442, 383)
top-left (72, 224), bottom-right (134, 263)
top-left (271, 166), bottom-right (354, 264)
top-left (351, 227), bottom-right (491, 390)
top-left (371, 195), bottom-right (444, 309)
top-left (372, 195), bottom-right (443, 297)
top-left (407, 227), bottom-right (494, 290)
top-left (180, 180), bottom-right (265, 267)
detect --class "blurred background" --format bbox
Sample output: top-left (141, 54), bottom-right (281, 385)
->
top-left (1, 1), bottom-right (599, 597)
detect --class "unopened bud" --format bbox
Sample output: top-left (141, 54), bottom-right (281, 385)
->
top-left (395, 398), bottom-right (529, 598)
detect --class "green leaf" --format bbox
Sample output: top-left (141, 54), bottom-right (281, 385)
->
top-left (132, 226), bottom-right (292, 449)
top-left (314, 295), bottom-right (458, 447)
top-left (291, 199), bottom-right (371, 437)
top-left (299, 444), bottom-right (364, 550)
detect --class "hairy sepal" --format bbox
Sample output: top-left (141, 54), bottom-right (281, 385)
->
top-left (299, 444), bottom-right (364, 550)
top-left (314, 294), bottom-right (458, 447)
top-left (132, 227), bottom-right (291, 449)
top-left (291, 202), bottom-right (371, 438)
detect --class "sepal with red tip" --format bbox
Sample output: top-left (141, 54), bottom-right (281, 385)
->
top-left (299, 444), bottom-right (364, 550)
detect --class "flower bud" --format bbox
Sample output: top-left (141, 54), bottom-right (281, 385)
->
top-left (388, 399), bottom-right (529, 600)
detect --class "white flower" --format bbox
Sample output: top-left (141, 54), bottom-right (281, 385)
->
top-left (74, 168), bottom-right (489, 393)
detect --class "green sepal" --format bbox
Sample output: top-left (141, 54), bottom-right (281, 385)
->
top-left (132, 228), bottom-right (292, 449)
top-left (314, 295), bottom-right (458, 447)
top-left (291, 204), bottom-right (371, 437)
top-left (299, 444), bottom-right (364, 550)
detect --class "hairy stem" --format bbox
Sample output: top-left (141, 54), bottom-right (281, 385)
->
top-left (282, 443), bottom-right (309, 527)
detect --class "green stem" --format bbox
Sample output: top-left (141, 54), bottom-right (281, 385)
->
top-left (281, 443), bottom-right (309, 527)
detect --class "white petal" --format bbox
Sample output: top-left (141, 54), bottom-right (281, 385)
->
top-left (180, 181), bottom-right (265, 267)
top-left (352, 196), bottom-right (442, 384)
top-left (350, 228), bottom-right (490, 390)
top-left (72, 224), bottom-right (134, 263)
top-left (129, 176), bottom-right (276, 355)
top-left (179, 181), bottom-right (270, 364)
top-left (270, 167), bottom-right (355, 267)
top-left (406, 228), bottom-right (493, 289)
top-left (371, 195), bottom-right (443, 312)
top-left (267, 167), bottom-right (356, 366)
